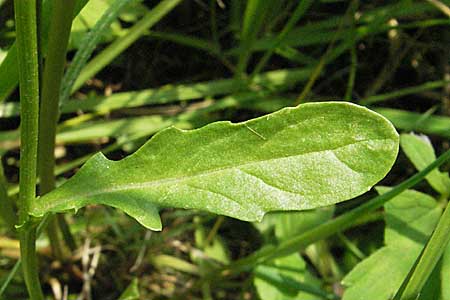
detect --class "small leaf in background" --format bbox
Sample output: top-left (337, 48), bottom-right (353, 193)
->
top-left (70, 0), bottom-right (121, 48)
top-left (400, 133), bottom-right (450, 196)
top-left (118, 278), bottom-right (139, 300)
top-left (254, 253), bottom-right (328, 300)
top-left (272, 207), bottom-right (334, 241)
top-left (254, 207), bottom-right (334, 300)
top-left (342, 188), bottom-right (442, 300)
top-left (31, 102), bottom-right (399, 230)
top-left (194, 217), bottom-right (230, 265)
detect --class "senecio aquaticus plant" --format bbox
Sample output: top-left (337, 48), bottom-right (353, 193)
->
top-left (8, 1), bottom-right (450, 300)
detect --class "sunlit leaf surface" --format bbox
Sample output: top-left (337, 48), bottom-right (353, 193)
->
top-left (32, 102), bottom-right (399, 230)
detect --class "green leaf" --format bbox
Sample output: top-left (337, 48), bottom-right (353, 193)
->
top-left (0, 0), bottom-right (89, 102)
top-left (118, 278), bottom-right (139, 300)
top-left (254, 253), bottom-right (328, 300)
top-left (31, 102), bottom-right (399, 230)
top-left (373, 108), bottom-right (450, 139)
top-left (253, 207), bottom-right (334, 300)
top-left (442, 243), bottom-right (450, 300)
top-left (257, 207), bottom-right (334, 242)
top-left (342, 188), bottom-right (442, 300)
top-left (62, 0), bottom-right (137, 105)
top-left (400, 133), bottom-right (450, 196)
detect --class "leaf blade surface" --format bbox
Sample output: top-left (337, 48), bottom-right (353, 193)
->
top-left (32, 102), bottom-right (399, 230)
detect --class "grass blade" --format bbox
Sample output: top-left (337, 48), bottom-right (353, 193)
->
top-left (236, 0), bottom-right (270, 75)
top-left (360, 80), bottom-right (450, 105)
top-left (374, 108), bottom-right (450, 138)
top-left (251, 0), bottom-right (314, 75)
top-left (72, 0), bottom-right (182, 93)
top-left (60, 0), bottom-right (137, 106)
top-left (0, 67), bottom-right (312, 118)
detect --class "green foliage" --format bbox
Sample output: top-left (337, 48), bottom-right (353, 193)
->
top-left (31, 102), bottom-right (398, 230)
top-left (342, 188), bottom-right (443, 300)
top-left (258, 207), bottom-right (334, 241)
top-left (62, 0), bottom-right (137, 105)
top-left (254, 207), bottom-right (335, 300)
top-left (343, 136), bottom-right (450, 300)
top-left (400, 133), bottom-right (450, 196)
top-left (442, 245), bottom-right (450, 300)
top-left (118, 278), bottom-right (140, 300)
top-left (1, 0), bottom-right (449, 298)
top-left (254, 254), bottom-right (327, 300)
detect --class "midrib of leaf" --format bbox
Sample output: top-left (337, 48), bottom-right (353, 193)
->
top-left (34, 137), bottom-right (389, 211)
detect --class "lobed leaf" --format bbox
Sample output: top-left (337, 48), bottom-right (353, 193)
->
top-left (31, 102), bottom-right (399, 230)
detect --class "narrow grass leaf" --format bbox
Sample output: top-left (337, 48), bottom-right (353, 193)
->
top-left (31, 102), bottom-right (398, 230)
top-left (252, 0), bottom-right (314, 75)
top-left (237, 0), bottom-right (270, 74)
top-left (73, 0), bottom-right (182, 93)
top-left (0, 68), bottom-right (312, 118)
top-left (374, 108), bottom-right (450, 138)
top-left (360, 80), bottom-right (450, 105)
top-left (60, 0), bottom-right (137, 106)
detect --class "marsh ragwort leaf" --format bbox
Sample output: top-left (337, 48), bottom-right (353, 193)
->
top-left (31, 102), bottom-right (399, 230)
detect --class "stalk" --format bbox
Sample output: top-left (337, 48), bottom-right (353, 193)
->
top-left (38, 0), bottom-right (77, 259)
top-left (14, 0), bottom-right (44, 299)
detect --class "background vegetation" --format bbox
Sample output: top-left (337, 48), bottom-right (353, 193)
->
top-left (0, 0), bottom-right (449, 299)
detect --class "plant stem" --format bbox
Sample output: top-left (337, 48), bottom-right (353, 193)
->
top-left (19, 224), bottom-right (43, 300)
top-left (15, 0), bottom-right (39, 224)
top-left (14, 0), bottom-right (44, 298)
top-left (396, 198), bottom-right (450, 300)
top-left (38, 0), bottom-right (76, 259)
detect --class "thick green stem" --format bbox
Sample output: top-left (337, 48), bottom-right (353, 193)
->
top-left (15, 0), bottom-right (39, 223)
top-left (39, 0), bottom-right (75, 194)
top-left (38, 0), bottom-right (76, 259)
top-left (14, 0), bottom-right (44, 299)
top-left (396, 199), bottom-right (450, 300)
top-left (19, 224), bottom-right (43, 300)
